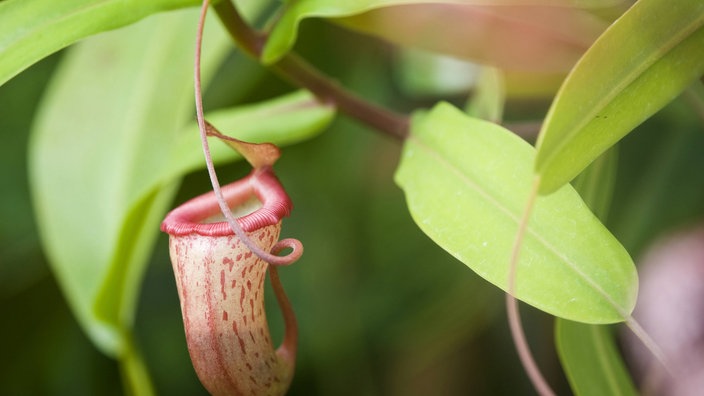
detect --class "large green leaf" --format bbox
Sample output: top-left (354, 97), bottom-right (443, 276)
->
top-left (394, 102), bottom-right (636, 324)
top-left (263, 0), bottom-right (618, 65)
top-left (556, 320), bottom-right (637, 396)
top-left (534, 0), bottom-right (704, 194)
top-left (0, 0), bottom-right (204, 86)
top-left (29, 8), bottom-right (232, 356)
top-left (29, 6), bottom-right (334, 358)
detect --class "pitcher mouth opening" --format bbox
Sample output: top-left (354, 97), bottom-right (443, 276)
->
top-left (161, 168), bottom-right (293, 237)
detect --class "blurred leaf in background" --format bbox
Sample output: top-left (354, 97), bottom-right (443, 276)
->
top-left (26, 3), bottom-right (334, 393)
top-left (0, 51), bottom-right (127, 396)
top-left (3, 1), bottom-right (704, 395)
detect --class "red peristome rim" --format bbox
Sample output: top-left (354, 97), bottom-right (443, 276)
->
top-left (161, 168), bottom-right (292, 236)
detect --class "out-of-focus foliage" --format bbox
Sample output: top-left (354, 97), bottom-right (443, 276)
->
top-left (335, 4), bottom-right (606, 72)
top-left (396, 103), bottom-right (636, 324)
top-left (262, 0), bottom-right (618, 66)
top-left (0, 0), bottom-right (204, 86)
top-left (3, 0), bottom-right (704, 395)
top-left (29, 7), bottom-right (233, 359)
top-left (27, 6), bottom-right (333, 393)
top-left (0, 18), bottom-right (550, 395)
top-left (535, 0), bottom-right (704, 193)
top-left (556, 147), bottom-right (638, 396)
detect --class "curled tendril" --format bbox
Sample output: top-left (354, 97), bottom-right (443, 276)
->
top-left (271, 238), bottom-right (305, 265)
top-left (194, 0), bottom-right (302, 267)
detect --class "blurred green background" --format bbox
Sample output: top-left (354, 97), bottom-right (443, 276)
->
top-left (2, 10), bottom-right (704, 396)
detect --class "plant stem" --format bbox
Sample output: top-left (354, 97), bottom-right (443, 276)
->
top-left (270, 263), bottom-right (298, 367)
top-left (212, 0), bottom-right (409, 141)
top-left (195, 0), bottom-right (302, 266)
top-left (120, 331), bottom-right (156, 396)
top-left (506, 176), bottom-right (556, 396)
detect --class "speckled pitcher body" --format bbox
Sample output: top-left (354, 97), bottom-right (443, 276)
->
top-left (161, 169), bottom-right (295, 396)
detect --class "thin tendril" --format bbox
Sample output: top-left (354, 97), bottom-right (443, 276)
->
top-left (195, 0), bottom-right (302, 266)
top-left (270, 266), bottom-right (297, 363)
top-left (506, 176), bottom-right (556, 396)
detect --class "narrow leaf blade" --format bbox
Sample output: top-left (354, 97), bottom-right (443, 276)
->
top-left (571, 148), bottom-right (618, 220)
top-left (556, 140), bottom-right (637, 396)
top-left (395, 102), bottom-right (636, 323)
top-left (535, 0), bottom-right (704, 194)
top-left (465, 66), bottom-right (505, 123)
top-left (556, 320), bottom-right (638, 396)
top-left (0, 0), bottom-right (202, 86)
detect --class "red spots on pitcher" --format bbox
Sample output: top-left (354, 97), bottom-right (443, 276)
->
top-left (239, 285), bottom-right (246, 311)
top-left (238, 336), bottom-right (246, 355)
top-left (223, 256), bottom-right (234, 272)
top-left (220, 270), bottom-right (227, 300)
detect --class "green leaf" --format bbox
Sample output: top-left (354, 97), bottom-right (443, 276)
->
top-left (556, 138), bottom-right (637, 396)
top-left (163, 90), bottom-right (336, 182)
top-left (394, 102), bottom-right (636, 324)
top-left (30, 9), bottom-right (229, 356)
top-left (262, 0), bottom-right (619, 64)
top-left (684, 80), bottom-right (704, 124)
top-left (571, 147), bottom-right (618, 220)
top-left (394, 47), bottom-right (480, 97)
top-left (0, 0), bottom-right (203, 86)
top-left (534, 0), bottom-right (704, 194)
top-left (29, 5), bottom-right (334, 359)
top-left (97, 93), bottom-right (334, 332)
top-left (608, 100), bottom-right (704, 253)
top-left (465, 66), bottom-right (505, 123)
top-left (30, 8), bottom-right (230, 356)
top-left (394, 46), bottom-right (566, 100)
top-left (556, 320), bottom-right (637, 396)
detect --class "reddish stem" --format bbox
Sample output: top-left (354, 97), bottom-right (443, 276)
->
top-left (212, 0), bottom-right (409, 141)
top-left (194, 0), bottom-right (301, 266)
top-left (506, 176), bottom-right (556, 396)
top-left (269, 262), bottom-right (297, 367)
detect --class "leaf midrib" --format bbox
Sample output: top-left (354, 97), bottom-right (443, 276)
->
top-left (409, 133), bottom-right (629, 320)
top-left (538, 8), bottom-right (704, 170)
